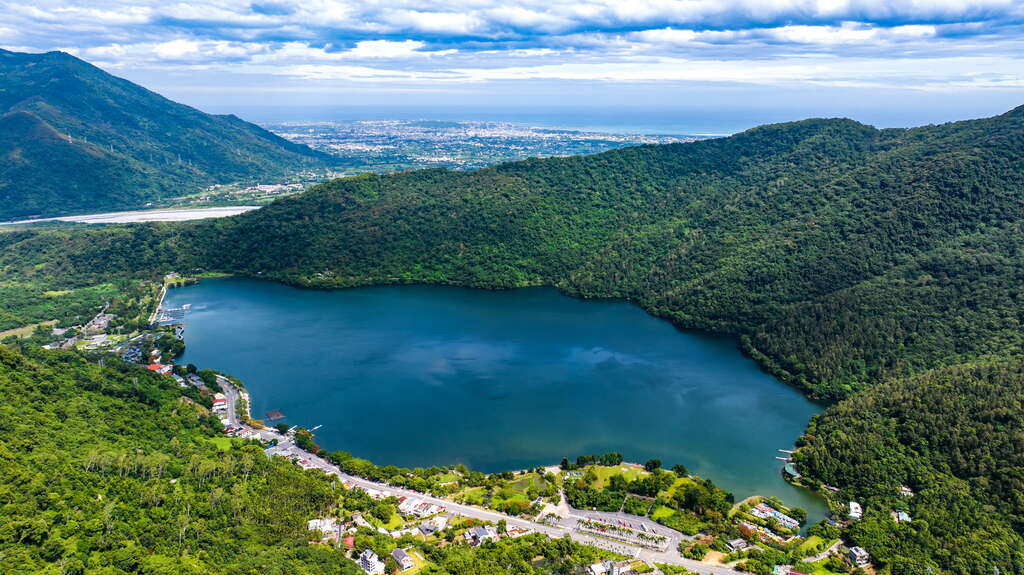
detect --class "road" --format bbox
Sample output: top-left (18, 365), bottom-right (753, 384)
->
top-left (216, 375), bottom-right (242, 428)
top-left (806, 539), bottom-right (842, 563)
top-left (0, 206), bottom-right (259, 225)
top-left (211, 393), bottom-right (746, 575)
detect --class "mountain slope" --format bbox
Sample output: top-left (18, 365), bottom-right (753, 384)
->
top-left (174, 107), bottom-right (1023, 399)
top-left (795, 360), bottom-right (1024, 575)
top-left (0, 345), bottom-right (362, 574)
top-left (0, 49), bottom-right (330, 219)
top-left (2, 107), bottom-right (1023, 574)
top-left (2, 109), bottom-right (1022, 399)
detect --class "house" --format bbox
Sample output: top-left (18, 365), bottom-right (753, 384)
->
top-left (848, 501), bottom-right (863, 520)
top-left (892, 510), bottom-right (912, 523)
top-left (430, 515), bottom-right (449, 532)
top-left (343, 535), bottom-right (355, 550)
top-left (359, 549), bottom-right (385, 574)
top-left (392, 548), bottom-right (414, 571)
top-left (307, 518), bottom-right (339, 542)
top-left (588, 560), bottom-right (633, 575)
top-left (417, 513), bottom-right (450, 536)
top-left (847, 546), bottom-right (871, 567)
top-left (750, 503), bottom-right (800, 529)
top-left (147, 363), bottom-right (173, 375)
top-left (727, 538), bottom-right (752, 552)
top-left (465, 525), bottom-right (499, 546)
top-left (899, 485), bottom-right (915, 498)
top-left (506, 526), bottom-right (533, 538)
top-left (352, 513), bottom-right (372, 529)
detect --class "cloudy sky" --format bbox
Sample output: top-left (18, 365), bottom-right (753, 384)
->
top-left (3, 1), bottom-right (1024, 131)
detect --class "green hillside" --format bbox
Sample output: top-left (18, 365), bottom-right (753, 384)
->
top-left (185, 106), bottom-right (1024, 400)
top-left (795, 360), bottom-right (1024, 575)
top-left (0, 49), bottom-right (330, 219)
top-left (0, 344), bottom-right (362, 574)
top-left (0, 344), bottom-right (625, 574)
top-left (2, 106), bottom-right (1023, 574)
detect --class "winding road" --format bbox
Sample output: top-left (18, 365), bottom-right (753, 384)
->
top-left (214, 388), bottom-right (746, 575)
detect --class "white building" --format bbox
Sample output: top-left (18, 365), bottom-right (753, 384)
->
top-left (359, 549), bottom-right (385, 574)
top-left (392, 548), bottom-right (414, 571)
top-left (465, 525), bottom-right (499, 546)
top-left (847, 546), bottom-right (870, 567)
top-left (307, 518), bottom-right (339, 542)
top-left (588, 560), bottom-right (632, 575)
top-left (848, 501), bottom-right (863, 520)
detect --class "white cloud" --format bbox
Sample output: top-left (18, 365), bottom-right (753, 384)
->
top-left (0, 0), bottom-right (1021, 94)
top-left (344, 39), bottom-right (454, 58)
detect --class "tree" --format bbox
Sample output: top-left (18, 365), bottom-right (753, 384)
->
top-left (645, 459), bottom-right (662, 472)
top-left (671, 464), bottom-right (689, 477)
top-left (371, 502), bottom-right (393, 523)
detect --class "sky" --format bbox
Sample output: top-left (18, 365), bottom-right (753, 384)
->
top-left (3, 1), bottom-right (1024, 132)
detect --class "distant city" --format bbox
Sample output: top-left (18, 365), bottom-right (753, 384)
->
top-left (266, 119), bottom-right (703, 174)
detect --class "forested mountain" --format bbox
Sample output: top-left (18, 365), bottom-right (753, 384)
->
top-left (186, 105), bottom-right (1024, 400)
top-left (3, 107), bottom-right (1022, 398)
top-left (0, 344), bottom-right (361, 574)
top-left (0, 49), bottom-right (329, 219)
top-left (0, 345), bottom-right (625, 574)
top-left (2, 106), bottom-right (1023, 574)
top-left (795, 361), bottom-right (1024, 575)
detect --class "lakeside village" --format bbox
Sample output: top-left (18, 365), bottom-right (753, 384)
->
top-left (16, 273), bottom-right (906, 575)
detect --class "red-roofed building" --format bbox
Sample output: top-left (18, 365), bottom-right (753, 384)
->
top-left (343, 536), bottom-right (355, 550)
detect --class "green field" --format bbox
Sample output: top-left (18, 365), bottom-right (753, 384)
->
top-left (581, 465), bottom-right (650, 489)
top-left (651, 505), bottom-right (677, 521)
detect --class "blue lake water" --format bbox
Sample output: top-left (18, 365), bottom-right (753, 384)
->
top-left (169, 277), bottom-right (827, 520)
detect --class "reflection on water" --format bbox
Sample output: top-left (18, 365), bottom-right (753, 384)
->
top-left (169, 278), bottom-right (828, 522)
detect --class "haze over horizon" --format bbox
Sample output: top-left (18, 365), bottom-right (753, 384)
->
top-left (3, 0), bottom-right (1023, 133)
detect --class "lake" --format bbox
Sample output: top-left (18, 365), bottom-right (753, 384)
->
top-left (168, 277), bottom-right (827, 520)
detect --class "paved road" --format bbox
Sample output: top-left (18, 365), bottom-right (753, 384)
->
top-left (246, 433), bottom-right (742, 573)
top-left (806, 539), bottom-right (842, 563)
top-left (216, 375), bottom-right (241, 427)
top-left (207, 376), bottom-right (744, 575)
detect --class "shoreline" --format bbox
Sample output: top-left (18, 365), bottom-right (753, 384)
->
top-left (162, 275), bottom-right (830, 520)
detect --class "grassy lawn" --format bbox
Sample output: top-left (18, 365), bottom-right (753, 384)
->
top-left (651, 505), bottom-right (677, 521)
top-left (455, 486), bottom-right (487, 506)
top-left (0, 319), bottom-right (56, 339)
top-left (208, 436), bottom-right (234, 451)
top-left (797, 535), bottom-right (824, 554)
top-left (369, 512), bottom-right (405, 531)
top-left (660, 477), bottom-right (696, 499)
top-left (584, 465), bottom-right (650, 489)
top-left (406, 548), bottom-right (431, 574)
top-left (807, 558), bottom-right (848, 575)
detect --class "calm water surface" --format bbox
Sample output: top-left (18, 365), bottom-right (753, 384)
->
top-left (169, 278), bottom-right (826, 520)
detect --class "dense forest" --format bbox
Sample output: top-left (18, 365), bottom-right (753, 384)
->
top-left (0, 345), bottom-right (617, 574)
top-left (0, 344), bottom-right (361, 574)
top-left (7, 106), bottom-right (1021, 398)
top-left (0, 49), bottom-right (329, 219)
top-left (795, 360), bottom-right (1024, 575)
top-left (1, 105), bottom-right (1023, 573)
